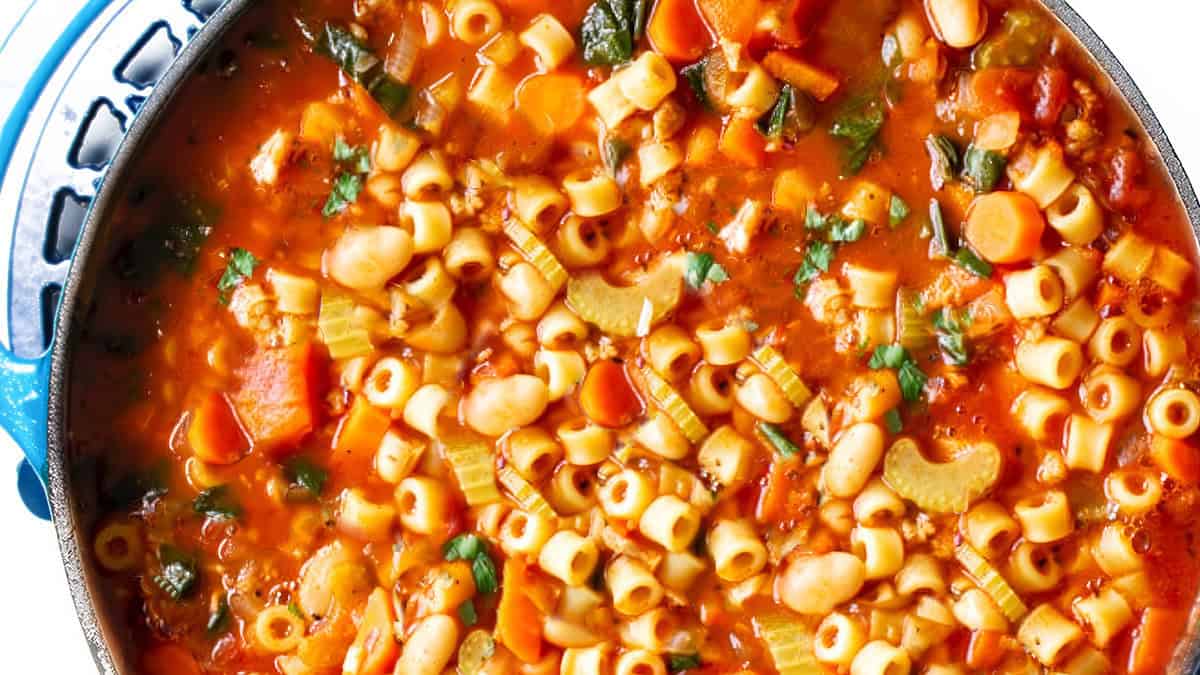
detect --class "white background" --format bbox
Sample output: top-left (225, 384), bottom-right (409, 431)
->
top-left (0, 1), bottom-right (1197, 673)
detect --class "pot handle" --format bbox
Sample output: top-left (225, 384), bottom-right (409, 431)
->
top-left (0, 348), bottom-right (51, 520)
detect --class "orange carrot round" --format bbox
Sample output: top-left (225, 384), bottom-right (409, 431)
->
top-left (964, 191), bottom-right (1045, 263)
top-left (516, 73), bottom-right (585, 137)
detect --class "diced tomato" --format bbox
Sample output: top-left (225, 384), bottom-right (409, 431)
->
top-left (579, 360), bottom-right (643, 428)
top-left (332, 397), bottom-right (392, 469)
top-left (647, 0), bottom-right (711, 63)
top-left (232, 342), bottom-right (326, 456)
top-left (770, 0), bottom-right (830, 47)
top-left (187, 390), bottom-right (248, 465)
top-left (1032, 66), bottom-right (1070, 127)
top-left (696, 0), bottom-right (761, 45)
top-left (1108, 146), bottom-right (1152, 212)
top-left (959, 68), bottom-right (1033, 119)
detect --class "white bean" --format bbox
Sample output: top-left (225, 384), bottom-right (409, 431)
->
top-left (325, 225), bottom-right (413, 290)
top-left (925, 0), bottom-right (987, 49)
top-left (463, 374), bottom-right (549, 436)
top-left (776, 552), bottom-right (866, 615)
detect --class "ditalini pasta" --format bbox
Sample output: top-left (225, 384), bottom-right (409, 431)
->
top-left (74, 0), bottom-right (1200, 673)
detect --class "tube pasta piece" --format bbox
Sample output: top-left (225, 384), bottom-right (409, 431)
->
top-left (752, 612), bottom-right (820, 675)
top-left (443, 435), bottom-right (502, 506)
top-left (565, 256), bottom-right (683, 337)
top-left (639, 366), bottom-right (708, 443)
top-left (318, 292), bottom-right (372, 359)
top-left (955, 543), bottom-right (1028, 623)
top-left (882, 438), bottom-right (1001, 514)
top-left (502, 219), bottom-right (568, 291)
top-left (751, 345), bottom-right (813, 408)
top-left (496, 464), bottom-right (557, 518)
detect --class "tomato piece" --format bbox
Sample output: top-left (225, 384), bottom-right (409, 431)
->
top-left (771, 0), bottom-right (830, 47)
top-left (187, 390), bottom-right (248, 465)
top-left (1032, 66), bottom-right (1070, 126)
top-left (960, 68), bottom-right (1033, 119)
top-left (578, 360), bottom-right (643, 428)
top-left (232, 342), bottom-right (327, 456)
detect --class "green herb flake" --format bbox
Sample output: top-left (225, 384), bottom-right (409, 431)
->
top-left (333, 136), bottom-right (372, 174)
top-left (458, 600), bottom-right (478, 626)
top-left (793, 240), bottom-right (834, 285)
top-left (193, 484), bottom-right (242, 520)
top-left (830, 218), bottom-right (867, 243)
top-left (685, 251), bottom-right (727, 288)
top-left (925, 134), bottom-right (960, 191)
top-left (758, 85), bottom-right (794, 139)
top-left (322, 173), bottom-right (363, 218)
top-left (758, 422), bottom-right (801, 456)
top-left (472, 553), bottom-right (500, 594)
top-left (868, 344), bottom-right (927, 402)
top-left (284, 457), bottom-right (328, 500)
top-left (444, 534), bottom-right (486, 562)
top-left (889, 194), bottom-right (910, 227)
top-left (953, 246), bottom-right (993, 278)
top-left (805, 205), bottom-right (829, 230)
top-left (705, 220), bottom-right (719, 234)
top-left (154, 545), bottom-right (199, 601)
top-left (668, 654), bottom-right (703, 672)
top-left (932, 308), bottom-right (970, 366)
top-left (961, 145), bottom-right (1007, 193)
top-left (883, 408), bottom-right (903, 434)
top-left (216, 248), bottom-right (260, 304)
top-left (603, 137), bottom-right (631, 176)
top-left (444, 534), bottom-right (500, 593)
top-left (830, 97), bottom-right (885, 176)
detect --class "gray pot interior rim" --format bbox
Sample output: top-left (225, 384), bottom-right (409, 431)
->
top-left (38, 0), bottom-right (1200, 673)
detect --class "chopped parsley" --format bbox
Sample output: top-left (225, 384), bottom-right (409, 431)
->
top-left (685, 251), bottom-right (728, 288)
top-left (458, 600), bottom-right (478, 626)
top-left (758, 422), bottom-right (801, 456)
top-left (932, 308), bottom-right (971, 366)
top-left (705, 220), bottom-right (719, 234)
top-left (829, 95), bottom-right (885, 176)
top-left (333, 136), bottom-right (372, 173)
top-left (961, 144), bottom-right (1007, 193)
top-left (216, 247), bottom-right (259, 304)
top-left (312, 23), bottom-right (411, 118)
top-left (193, 484), bottom-right (242, 520)
top-left (889, 194), bottom-right (910, 227)
top-left (444, 534), bottom-right (500, 594)
top-left (793, 240), bottom-right (835, 287)
top-left (580, 0), bottom-right (647, 65)
top-left (323, 137), bottom-right (372, 218)
top-left (284, 457), bottom-right (328, 500)
top-left (603, 137), bottom-right (631, 176)
top-left (924, 134), bottom-right (961, 190)
top-left (668, 654), bottom-right (703, 672)
top-left (884, 408), bottom-right (904, 434)
top-left (868, 344), bottom-right (928, 402)
top-left (830, 218), bottom-right (867, 243)
top-left (154, 545), bottom-right (199, 601)
top-left (793, 206), bottom-right (868, 291)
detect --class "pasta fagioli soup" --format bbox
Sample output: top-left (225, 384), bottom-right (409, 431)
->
top-left (70, 0), bottom-right (1200, 673)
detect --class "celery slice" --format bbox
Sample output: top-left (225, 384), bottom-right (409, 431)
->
top-left (444, 438), bottom-right (502, 506)
top-left (882, 437), bottom-right (1001, 514)
top-left (752, 346), bottom-right (813, 408)
top-left (318, 292), bottom-right (372, 359)
top-left (640, 366), bottom-right (708, 443)
top-left (566, 256), bottom-right (683, 337)
top-left (956, 543), bottom-right (1028, 623)
top-left (895, 289), bottom-right (933, 351)
top-left (496, 465), bottom-right (557, 518)
top-left (753, 612), bottom-right (821, 675)
top-left (502, 220), bottom-right (568, 291)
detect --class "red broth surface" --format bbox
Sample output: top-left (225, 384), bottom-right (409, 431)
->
top-left (69, 0), bottom-right (1200, 673)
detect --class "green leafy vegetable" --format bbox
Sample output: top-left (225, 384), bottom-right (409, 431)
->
top-left (889, 194), bottom-right (910, 227)
top-left (472, 553), bottom-right (500, 594)
top-left (932, 308), bottom-right (971, 366)
top-left (830, 218), bottom-right (867, 243)
top-left (581, 0), bottom-right (643, 65)
top-left (207, 596), bottom-right (230, 634)
top-left (193, 485), bottom-right (242, 520)
top-left (668, 654), bottom-right (703, 672)
top-left (961, 145), bottom-right (1007, 193)
top-left (925, 135), bottom-right (960, 191)
top-left (217, 248), bottom-right (259, 304)
top-left (458, 600), bottom-right (478, 626)
top-left (333, 137), bottom-right (372, 174)
top-left (284, 457), bottom-right (328, 500)
top-left (758, 422), bottom-right (801, 456)
top-left (884, 408), bottom-right (903, 434)
top-left (154, 545), bottom-right (199, 601)
top-left (929, 199), bottom-right (952, 257)
top-left (103, 462), bottom-right (168, 509)
top-left (954, 247), bottom-right (993, 278)
top-left (830, 96), bottom-right (885, 176)
top-left (445, 534), bottom-right (500, 593)
top-left (444, 534), bottom-right (487, 561)
top-left (680, 58), bottom-right (711, 110)
top-left (793, 240), bottom-right (834, 286)
top-left (603, 137), bottom-right (631, 176)
top-left (313, 22), bottom-right (411, 118)
top-left (868, 345), bottom-right (927, 402)
top-left (972, 10), bottom-right (1049, 69)
top-left (685, 251), bottom-right (728, 288)
top-left (323, 173), bottom-right (364, 218)
top-left (758, 85), bottom-right (794, 139)
top-left (705, 220), bottom-right (719, 234)
top-left (118, 196), bottom-right (217, 281)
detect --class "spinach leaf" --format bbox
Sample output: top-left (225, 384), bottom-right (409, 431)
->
top-left (207, 596), bottom-right (230, 634)
top-left (284, 457), bottom-right (328, 500)
top-left (929, 199), bottom-right (952, 257)
top-left (193, 484), bottom-right (242, 520)
top-left (925, 134), bottom-right (960, 190)
top-left (680, 58), bottom-right (711, 110)
top-left (830, 96), bottom-right (885, 176)
top-left (685, 251), bottom-right (728, 288)
top-left (118, 196), bottom-right (217, 281)
top-left (884, 408), bottom-right (903, 433)
top-left (932, 308), bottom-right (971, 365)
top-left (313, 23), bottom-right (411, 119)
top-left (961, 145), bottom-right (1007, 193)
top-left (458, 600), bottom-right (478, 626)
top-left (581, 1), bottom-right (633, 65)
top-left (217, 248), bottom-right (259, 305)
top-left (154, 545), bottom-right (199, 601)
top-left (758, 85), bottom-right (794, 139)
top-left (603, 137), bottom-right (631, 176)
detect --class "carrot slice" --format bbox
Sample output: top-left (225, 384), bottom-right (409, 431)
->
top-left (966, 629), bottom-right (1006, 670)
top-left (579, 359), bottom-right (643, 428)
top-left (1129, 608), bottom-right (1188, 675)
top-left (141, 644), bottom-right (202, 675)
top-left (346, 588), bottom-right (398, 675)
top-left (497, 557), bottom-right (543, 663)
top-left (719, 115), bottom-right (766, 168)
top-left (188, 391), bottom-right (248, 465)
top-left (232, 342), bottom-right (327, 456)
top-left (964, 191), bottom-right (1045, 264)
top-left (516, 73), bottom-right (586, 137)
top-left (332, 397), bottom-right (392, 470)
top-left (648, 0), bottom-right (711, 62)
top-left (975, 111), bottom-right (1021, 151)
top-left (762, 51), bottom-right (839, 101)
top-left (771, 0), bottom-right (830, 47)
top-left (1149, 435), bottom-right (1200, 483)
top-left (696, 0), bottom-right (762, 44)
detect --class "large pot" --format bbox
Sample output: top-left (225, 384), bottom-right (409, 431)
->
top-left (2, 1), bottom-right (1198, 673)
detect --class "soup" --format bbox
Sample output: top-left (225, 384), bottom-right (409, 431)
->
top-left (70, 0), bottom-right (1200, 673)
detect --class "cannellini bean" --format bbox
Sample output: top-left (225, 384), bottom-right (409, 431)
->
top-left (776, 552), bottom-right (866, 615)
top-left (463, 374), bottom-right (549, 436)
top-left (925, 0), bottom-right (987, 49)
top-left (325, 225), bottom-right (413, 290)
top-left (394, 614), bottom-right (459, 675)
